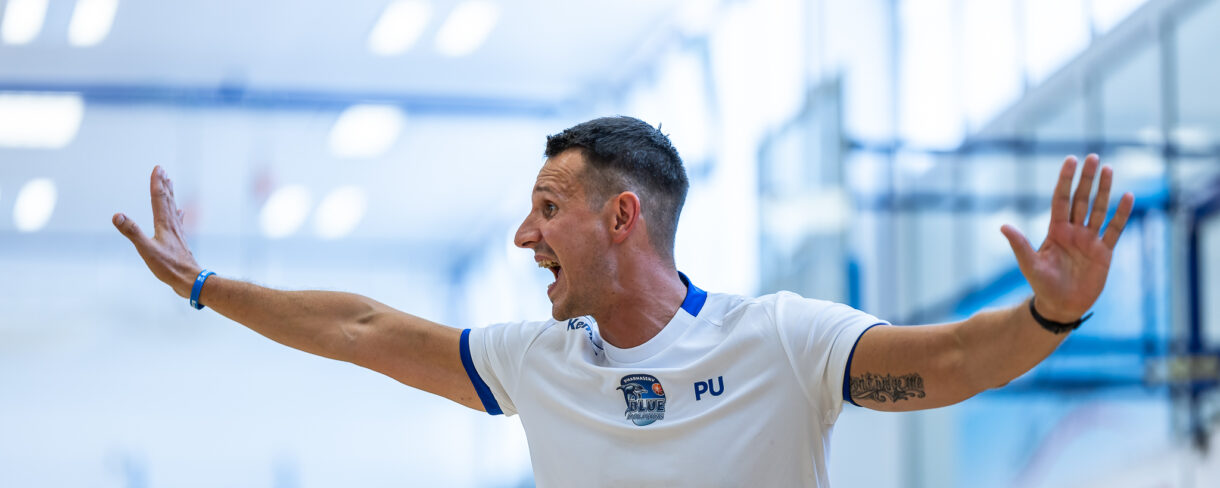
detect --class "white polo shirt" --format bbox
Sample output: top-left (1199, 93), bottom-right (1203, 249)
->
top-left (461, 275), bottom-right (885, 487)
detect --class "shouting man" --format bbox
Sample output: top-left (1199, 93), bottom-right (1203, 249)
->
top-left (114, 116), bottom-right (1134, 486)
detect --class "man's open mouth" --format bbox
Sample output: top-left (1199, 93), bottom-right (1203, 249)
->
top-left (538, 259), bottom-right (562, 292)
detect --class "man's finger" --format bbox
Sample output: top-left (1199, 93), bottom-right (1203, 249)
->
top-left (149, 166), bottom-right (178, 232)
top-left (112, 212), bottom-right (149, 245)
top-left (1001, 224), bottom-right (1036, 273)
top-left (1102, 193), bottom-right (1135, 249)
top-left (1070, 154), bottom-right (1099, 224)
top-left (1050, 156), bottom-right (1077, 224)
top-left (1088, 166), bottom-right (1113, 233)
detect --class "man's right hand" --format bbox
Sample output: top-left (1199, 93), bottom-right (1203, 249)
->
top-left (110, 166), bottom-right (485, 412)
top-left (113, 165), bottom-right (202, 298)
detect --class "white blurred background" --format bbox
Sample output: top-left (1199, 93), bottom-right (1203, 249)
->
top-left (1, 0), bottom-right (1219, 486)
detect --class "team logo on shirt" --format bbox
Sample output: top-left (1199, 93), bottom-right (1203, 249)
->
top-left (617, 374), bottom-right (666, 426)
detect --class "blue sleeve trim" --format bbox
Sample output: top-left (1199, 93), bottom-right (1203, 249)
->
top-left (460, 328), bottom-right (503, 415)
top-left (842, 322), bottom-right (885, 407)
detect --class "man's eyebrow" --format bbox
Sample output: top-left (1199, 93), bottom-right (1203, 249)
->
top-left (533, 184), bottom-right (561, 196)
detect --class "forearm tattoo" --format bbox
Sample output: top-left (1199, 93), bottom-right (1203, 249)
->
top-left (849, 372), bottom-right (926, 403)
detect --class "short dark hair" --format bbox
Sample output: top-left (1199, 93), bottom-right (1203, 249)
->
top-left (545, 116), bottom-right (689, 261)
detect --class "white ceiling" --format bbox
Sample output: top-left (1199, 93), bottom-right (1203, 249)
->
top-left (0, 0), bottom-right (697, 258)
top-left (0, 0), bottom-right (684, 102)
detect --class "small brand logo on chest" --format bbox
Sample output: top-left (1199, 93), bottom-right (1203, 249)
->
top-left (567, 318), bottom-right (601, 356)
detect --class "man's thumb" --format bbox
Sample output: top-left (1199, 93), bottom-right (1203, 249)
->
top-left (113, 213), bottom-right (148, 244)
top-left (1000, 224), bottom-right (1035, 272)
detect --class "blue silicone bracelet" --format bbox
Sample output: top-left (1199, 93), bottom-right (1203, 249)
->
top-left (190, 269), bottom-right (215, 310)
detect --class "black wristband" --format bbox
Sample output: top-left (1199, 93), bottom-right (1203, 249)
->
top-left (1029, 297), bottom-right (1092, 334)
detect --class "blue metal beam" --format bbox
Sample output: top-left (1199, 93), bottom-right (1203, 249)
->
top-left (0, 81), bottom-right (563, 117)
top-left (847, 138), bottom-right (1220, 159)
top-left (852, 192), bottom-right (1166, 214)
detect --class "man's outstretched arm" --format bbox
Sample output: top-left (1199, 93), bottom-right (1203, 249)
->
top-left (847, 154), bottom-right (1135, 411)
top-left (113, 166), bottom-right (484, 411)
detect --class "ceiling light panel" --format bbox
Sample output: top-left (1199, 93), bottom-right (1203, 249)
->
top-left (314, 186), bottom-right (368, 239)
top-left (435, 0), bottom-right (499, 57)
top-left (68, 0), bottom-right (120, 47)
top-left (368, 0), bottom-right (432, 56)
top-left (0, 92), bottom-right (85, 149)
top-left (1, 0), bottom-right (48, 45)
top-left (13, 178), bottom-right (57, 232)
top-left (327, 104), bottom-right (405, 159)
top-left (260, 185), bottom-right (311, 239)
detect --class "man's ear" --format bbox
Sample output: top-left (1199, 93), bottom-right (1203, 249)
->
top-left (609, 191), bottom-right (642, 244)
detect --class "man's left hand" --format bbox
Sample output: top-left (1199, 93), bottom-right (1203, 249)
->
top-left (1000, 154), bottom-right (1135, 323)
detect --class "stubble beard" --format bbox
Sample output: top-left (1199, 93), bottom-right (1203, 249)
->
top-left (549, 263), bottom-right (607, 321)
top-left (550, 286), bottom-right (588, 321)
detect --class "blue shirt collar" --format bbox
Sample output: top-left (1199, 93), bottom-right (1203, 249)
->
top-left (677, 272), bottom-right (707, 317)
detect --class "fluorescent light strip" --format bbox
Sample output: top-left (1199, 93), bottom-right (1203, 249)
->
top-left (1, 0), bottom-right (48, 45)
top-left (68, 0), bottom-right (120, 47)
top-left (0, 92), bottom-right (86, 149)
top-left (435, 0), bottom-right (499, 57)
top-left (13, 178), bottom-right (57, 232)
top-left (368, 0), bottom-right (432, 56)
top-left (327, 104), bottom-right (405, 159)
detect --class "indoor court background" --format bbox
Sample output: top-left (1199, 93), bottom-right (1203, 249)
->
top-left (1, 0), bottom-right (1219, 486)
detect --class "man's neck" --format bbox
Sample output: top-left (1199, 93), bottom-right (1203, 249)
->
top-left (592, 266), bottom-right (688, 349)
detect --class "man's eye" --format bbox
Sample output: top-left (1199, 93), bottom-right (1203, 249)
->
top-left (543, 203), bottom-right (557, 217)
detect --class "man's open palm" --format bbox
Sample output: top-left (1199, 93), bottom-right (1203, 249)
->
top-left (112, 166), bottom-right (201, 298)
top-left (1000, 154), bottom-right (1135, 322)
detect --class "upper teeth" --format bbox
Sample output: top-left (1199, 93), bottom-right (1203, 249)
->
top-left (538, 260), bottom-right (560, 269)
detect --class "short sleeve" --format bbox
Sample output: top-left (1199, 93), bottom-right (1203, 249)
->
top-left (463, 321), bottom-right (550, 416)
top-left (771, 292), bottom-right (888, 425)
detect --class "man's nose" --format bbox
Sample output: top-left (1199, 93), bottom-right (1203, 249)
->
top-left (514, 217), bottom-right (538, 249)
